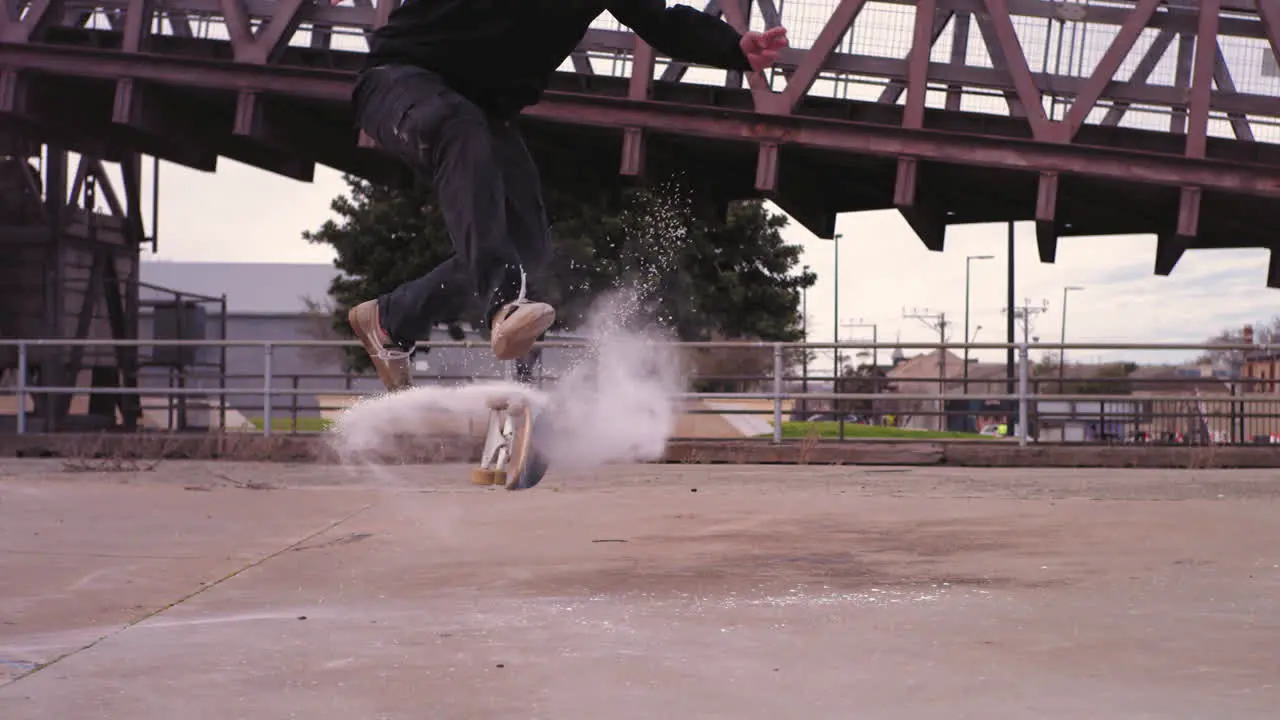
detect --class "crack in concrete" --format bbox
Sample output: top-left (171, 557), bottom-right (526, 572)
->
top-left (0, 502), bottom-right (374, 689)
top-left (0, 550), bottom-right (208, 560)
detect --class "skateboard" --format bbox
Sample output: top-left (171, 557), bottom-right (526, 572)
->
top-left (470, 351), bottom-right (551, 490)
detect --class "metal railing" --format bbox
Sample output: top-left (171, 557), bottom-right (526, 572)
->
top-left (2, 337), bottom-right (1278, 447)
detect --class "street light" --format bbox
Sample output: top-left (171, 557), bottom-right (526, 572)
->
top-left (801, 264), bottom-right (810, 341)
top-left (832, 233), bottom-right (841, 385)
top-left (1059, 285), bottom-right (1085, 390)
top-left (963, 254), bottom-right (994, 393)
top-left (802, 264), bottom-right (810, 417)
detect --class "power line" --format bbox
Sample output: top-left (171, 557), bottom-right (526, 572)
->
top-left (902, 307), bottom-right (949, 340)
top-left (903, 307), bottom-right (949, 428)
top-left (1001, 297), bottom-right (1050, 344)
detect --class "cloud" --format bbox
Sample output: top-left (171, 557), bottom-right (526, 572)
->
top-left (142, 158), bottom-right (345, 264)
top-left (783, 207), bottom-right (1278, 366)
top-left (125, 156), bottom-right (1277, 369)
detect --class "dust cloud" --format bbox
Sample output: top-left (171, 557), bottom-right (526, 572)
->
top-left (327, 181), bottom-right (694, 476)
top-left (326, 291), bottom-right (684, 473)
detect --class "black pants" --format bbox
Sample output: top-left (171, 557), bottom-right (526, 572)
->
top-left (351, 64), bottom-right (552, 348)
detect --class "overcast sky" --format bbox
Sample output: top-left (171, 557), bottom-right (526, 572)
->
top-left (132, 157), bottom-right (1278, 367)
top-left (89, 1), bottom-right (1280, 365)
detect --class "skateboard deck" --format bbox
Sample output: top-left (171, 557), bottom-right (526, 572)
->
top-left (471, 392), bottom-right (552, 490)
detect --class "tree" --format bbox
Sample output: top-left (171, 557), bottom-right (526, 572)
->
top-left (1032, 354), bottom-right (1058, 377)
top-left (1198, 316), bottom-right (1279, 366)
top-left (537, 178), bottom-right (816, 346)
top-left (1066, 362), bottom-right (1136, 395)
top-left (300, 176), bottom-right (460, 372)
top-left (303, 174), bottom-right (816, 380)
top-left (832, 362), bottom-right (890, 417)
top-left (1030, 357), bottom-right (1136, 395)
top-left (619, 186), bottom-right (816, 392)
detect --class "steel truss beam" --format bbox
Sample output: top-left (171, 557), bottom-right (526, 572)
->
top-left (0, 0), bottom-right (64, 43)
top-left (217, 0), bottom-right (310, 64)
top-left (1155, 0), bottom-right (1222, 279)
top-left (0, 142), bottom-right (144, 431)
top-left (2, 0), bottom-right (1280, 285)
top-left (8, 42), bottom-right (1278, 199)
top-left (8, 1), bottom-right (1279, 124)
top-left (233, 89), bottom-right (407, 186)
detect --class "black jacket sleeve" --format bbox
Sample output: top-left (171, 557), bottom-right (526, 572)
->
top-left (607, 0), bottom-right (752, 72)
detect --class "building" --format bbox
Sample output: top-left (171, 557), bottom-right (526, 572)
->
top-left (1243, 351), bottom-right (1280, 394)
top-left (876, 349), bottom-right (1276, 442)
top-left (876, 349), bottom-right (1012, 432)
top-left (1034, 366), bottom-right (1239, 443)
top-left (1238, 324), bottom-right (1280, 441)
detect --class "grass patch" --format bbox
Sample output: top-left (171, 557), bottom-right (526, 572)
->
top-left (762, 421), bottom-right (993, 440)
top-left (248, 416), bottom-right (334, 433)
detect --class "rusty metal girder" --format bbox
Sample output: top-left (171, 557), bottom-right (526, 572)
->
top-left (6, 38), bottom-right (1280, 201)
top-left (526, 93), bottom-right (1280, 198)
top-left (1059, 0), bottom-right (1163, 142)
top-left (4, 0), bottom-right (1280, 283)
top-left (21, 0), bottom-right (1273, 43)
top-left (0, 144), bottom-right (146, 427)
top-left (7, 0), bottom-right (1280, 128)
top-left (0, 42), bottom-right (354, 100)
top-left (0, 0), bottom-right (64, 43)
top-left (7, 0), bottom-right (1280, 182)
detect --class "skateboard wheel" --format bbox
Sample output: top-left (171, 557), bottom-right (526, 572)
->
top-left (471, 468), bottom-right (497, 486)
top-left (493, 470), bottom-right (508, 487)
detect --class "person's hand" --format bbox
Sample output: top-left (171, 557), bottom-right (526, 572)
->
top-left (739, 26), bottom-right (789, 72)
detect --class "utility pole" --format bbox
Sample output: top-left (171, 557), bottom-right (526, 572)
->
top-left (802, 264), bottom-right (810, 418)
top-left (1058, 285), bottom-right (1085, 392)
top-left (1006, 222), bottom-right (1016, 398)
top-left (964, 254), bottom-right (994, 394)
top-left (832, 233), bottom-right (841, 393)
top-left (1000, 297), bottom-right (1047, 437)
top-left (1002, 297), bottom-right (1050, 348)
top-left (904, 307), bottom-right (950, 430)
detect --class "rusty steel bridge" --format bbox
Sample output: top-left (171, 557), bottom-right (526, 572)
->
top-left (3, 0), bottom-right (1280, 431)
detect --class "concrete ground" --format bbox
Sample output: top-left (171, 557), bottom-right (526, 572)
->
top-left (1, 459), bottom-right (1277, 719)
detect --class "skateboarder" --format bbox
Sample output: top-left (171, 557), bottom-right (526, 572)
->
top-left (346, 0), bottom-right (788, 392)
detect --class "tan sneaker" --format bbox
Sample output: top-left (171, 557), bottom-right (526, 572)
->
top-left (490, 299), bottom-right (555, 361)
top-left (347, 300), bottom-right (412, 392)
